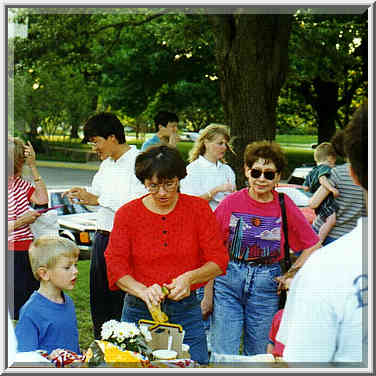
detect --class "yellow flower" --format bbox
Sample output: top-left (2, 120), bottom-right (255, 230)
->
top-left (102, 341), bottom-right (143, 366)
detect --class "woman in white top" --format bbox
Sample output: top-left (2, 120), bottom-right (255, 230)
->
top-left (180, 124), bottom-right (236, 351)
top-left (180, 124), bottom-right (236, 211)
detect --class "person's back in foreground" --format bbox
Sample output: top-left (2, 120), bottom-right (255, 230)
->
top-left (277, 100), bottom-right (368, 364)
top-left (15, 236), bottom-right (81, 356)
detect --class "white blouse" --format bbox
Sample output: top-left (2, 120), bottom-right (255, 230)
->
top-left (180, 155), bottom-right (236, 211)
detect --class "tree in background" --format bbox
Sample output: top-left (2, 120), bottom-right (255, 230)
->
top-left (208, 12), bottom-right (292, 181)
top-left (11, 8), bottom-right (293, 186)
top-left (281, 10), bottom-right (367, 143)
top-left (10, 7), bottom-right (368, 185)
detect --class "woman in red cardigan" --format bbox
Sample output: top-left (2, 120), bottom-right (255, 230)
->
top-left (105, 145), bottom-right (229, 364)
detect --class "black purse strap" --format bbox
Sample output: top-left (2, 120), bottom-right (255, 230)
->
top-left (279, 193), bottom-right (292, 271)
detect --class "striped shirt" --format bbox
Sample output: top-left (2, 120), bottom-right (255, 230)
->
top-left (8, 176), bottom-right (35, 250)
top-left (312, 163), bottom-right (366, 239)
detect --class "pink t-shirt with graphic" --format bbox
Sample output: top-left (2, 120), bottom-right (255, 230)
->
top-left (214, 188), bottom-right (319, 262)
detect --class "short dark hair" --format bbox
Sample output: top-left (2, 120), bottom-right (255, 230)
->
top-left (344, 101), bottom-right (368, 190)
top-left (330, 130), bottom-right (345, 159)
top-left (244, 141), bottom-right (287, 173)
top-left (135, 145), bottom-right (187, 184)
top-left (82, 112), bottom-right (126, 144)
top-left (153, 111), bottom-right (179, 132)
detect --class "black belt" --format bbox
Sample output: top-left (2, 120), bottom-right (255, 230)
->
top-left (96, 230), bottom-right (110, 237)
top-left (231, 257), bottom-right (277, 266)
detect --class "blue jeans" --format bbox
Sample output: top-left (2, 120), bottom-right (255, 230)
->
top-left (196, 286), bottom-right (210, 331)
top-left (121, 293), bottom-right (208, 364)
top-left (210, 261), bottom-right (281, 358)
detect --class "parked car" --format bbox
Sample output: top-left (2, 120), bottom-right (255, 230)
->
top-left (179, 131), bottom-right (200, 142)
top-left (42, 188), bottom-right (98, 259)
top-left (286, 164), bottom-right (315, 185)
top-left (275, 183), bottom-right (315, 224)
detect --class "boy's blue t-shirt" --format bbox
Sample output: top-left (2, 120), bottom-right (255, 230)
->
top-left (15, 291), bottom-right (80, 354)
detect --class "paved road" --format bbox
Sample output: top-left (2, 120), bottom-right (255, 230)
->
top-left (38, 166), bottom-right (97, 189)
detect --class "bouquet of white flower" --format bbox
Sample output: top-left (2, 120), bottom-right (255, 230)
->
top-left (100, 320), bottom-right (153, 360)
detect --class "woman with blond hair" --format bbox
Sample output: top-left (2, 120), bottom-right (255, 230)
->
top-left (180, 123), bottom-right (236, 354)
top-left (8, 136), bottom-right (48, 319)
top-left (180, 124), bottom-right (236, 211)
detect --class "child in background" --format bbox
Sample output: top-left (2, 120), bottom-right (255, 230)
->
top-left (303, 142), bottom-right (339, 243)
top-left (266, 309), bottom-right (285, 358)
top-left (15, 236), bottom-right (81, 356)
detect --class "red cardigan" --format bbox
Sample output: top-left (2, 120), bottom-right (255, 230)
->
top-left (105, 194), bottom-right (229, 291)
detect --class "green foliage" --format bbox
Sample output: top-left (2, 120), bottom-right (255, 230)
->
top-left (279, 10), bottom-right (368, 141)
top-left (11, 9), bottom-right (221, 139)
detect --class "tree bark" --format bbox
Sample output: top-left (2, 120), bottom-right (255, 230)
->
top-left (70, 123), bottom-right (79, 139)
top-left (209, 14), bottom-right (292, 187)
top-left (311, 78), bottom-right (339, 144)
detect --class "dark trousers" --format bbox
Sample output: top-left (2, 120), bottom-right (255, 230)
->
top-left (90, 232), bottom-right (125, 339)
top-left (8, 250), bottom-right (40, 320)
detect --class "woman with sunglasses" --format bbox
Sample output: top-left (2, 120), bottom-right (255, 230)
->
top-left (209, 141), bottom-right (321, 360)
top-left (104, 145), bottom-right (229, 365)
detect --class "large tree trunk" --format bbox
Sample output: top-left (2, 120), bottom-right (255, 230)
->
top-left (312, 78), bottom-right (338, 144)
top-left (209, 14), bottom-right (292, 187)
top-left (70, 123), bottom-right (79, 139)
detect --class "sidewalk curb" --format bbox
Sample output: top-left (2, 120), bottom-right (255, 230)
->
top-left (36, 160), bottom-right (100, 171)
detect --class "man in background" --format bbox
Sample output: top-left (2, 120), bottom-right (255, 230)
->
top-left (141, 111), bottom-right (179, 151)
top-left (63, 112), bottom-right (147, 339)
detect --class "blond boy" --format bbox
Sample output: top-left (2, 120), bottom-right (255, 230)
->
top-left (303, 142), bottom-right (339, 244)
top-left (15, 236), bottom-right (81, 355)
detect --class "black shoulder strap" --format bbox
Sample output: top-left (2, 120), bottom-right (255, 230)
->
top-left (279, 193), bottom-right (292, 270)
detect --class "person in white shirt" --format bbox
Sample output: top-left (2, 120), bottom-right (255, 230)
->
top-left (180, 123), bottom-right (236, 211)
top-left (63, 112), bottom-right (147, 339)
top-left (180, 123), bottom-right (236, 352)
top-left (277, 100), bottom-right (368, 365)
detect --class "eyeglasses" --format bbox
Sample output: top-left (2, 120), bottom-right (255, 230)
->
top-left (147, 180), bottom-right (178, 193)
top-left (250, 168), bottom-right (277, 181)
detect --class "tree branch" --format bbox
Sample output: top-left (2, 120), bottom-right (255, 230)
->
top-left (92, 12), bottom-right (169, 35)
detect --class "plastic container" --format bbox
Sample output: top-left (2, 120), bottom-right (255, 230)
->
top-left (152, 350), bottom-right (177, 360)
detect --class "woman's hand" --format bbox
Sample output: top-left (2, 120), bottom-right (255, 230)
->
top-left (140, 283), bottom-right (166, 308)
top-left (164, 274), bottom-right (192, 301)
top-left (20, 210), bottom-right (41, 226)
top-left (275, 275), bottom-right (292, 295)
top-left (275, 266), bottom-right (301, 294)
top-left (24, 141), bottom-right (36, 167)
top-left (201, 295), bottom-right (213, 320)
top-left (217, 182), bottom-right (235, 194)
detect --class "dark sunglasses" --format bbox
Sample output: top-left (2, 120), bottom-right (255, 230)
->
top-left (250, 168), bottom-right (277, 180)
